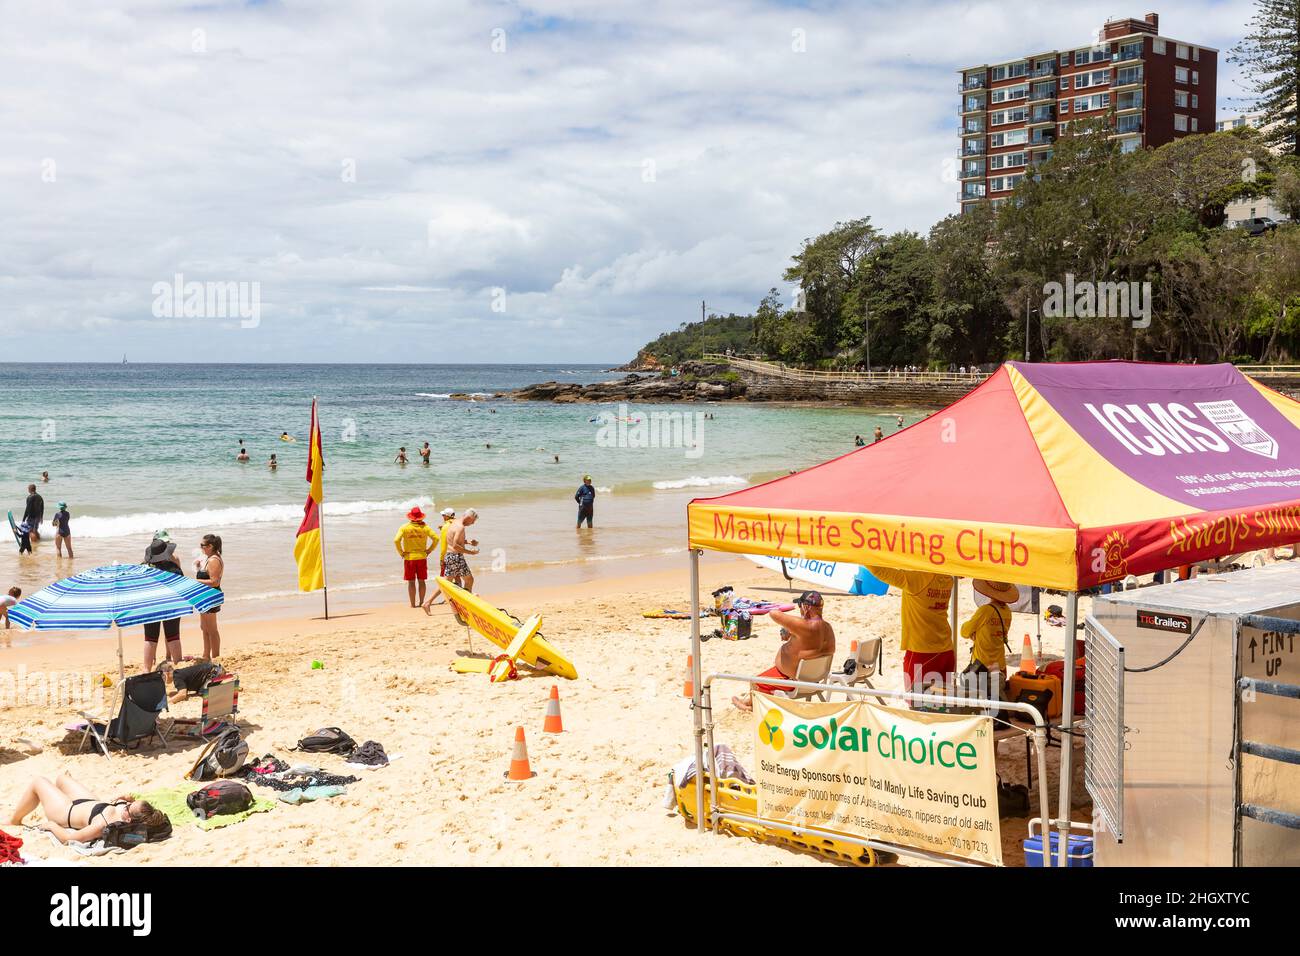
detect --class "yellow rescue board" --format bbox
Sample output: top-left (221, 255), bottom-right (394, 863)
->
top-left (436, 577), bottom-right (578, 679)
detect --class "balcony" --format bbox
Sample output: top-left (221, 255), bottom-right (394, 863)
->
top-left (1028, 84), bottom-right (1055, 102)
top-left (1028, 106), bottom-right (1055, 126)
top-left (1029, 132), bottom-right (1056, 148)
top-left (960, 77), bottom-right (987, 92)
top-left (960, 166), bottom-right (985, 180)
top-left (961, 96), bottom-right (985, 114)
top-left (1115, 94), bottom-right (1144, 113)
top-left (962, 138), bottom-right (987, 156)
top-left (1031, 63), bottom-right (1057, 77)
top-left (1112, 47), bottom-right (1144, 63)
top-left (963, 119), bottom-right (985, 134)
top-left (1112, 69), bottom-right (1144, 91)
top-left (961, 184), bottom-right (987, 200)
top-left (1113, 118), bottom-right (1143, 136)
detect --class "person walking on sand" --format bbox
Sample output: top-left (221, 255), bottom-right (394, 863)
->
top-left (575, 475), bottom-right (596, 529)
top-left (732, 591), bottom-right (835, 712)
top-left (142, 531), bottom-right (185, 670)
top-left (422, 507), bottom-right (457, 613)
top-left (394, 506), bottom-right (437, 607)
top-left (195, 534), bottom-right (225, 660)
top-left (22, 484), bottom-right (43, 542)
top-left (51, 502), bottom-right (73, 558)
top-left (443, 509), bottom-right (480, 593)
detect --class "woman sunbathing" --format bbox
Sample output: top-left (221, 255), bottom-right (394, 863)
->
top-left (7, 772), bottom-right (166, 845)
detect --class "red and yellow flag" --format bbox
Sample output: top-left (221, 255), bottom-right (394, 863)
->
top-left (293, 399), bottom-right (326, 592)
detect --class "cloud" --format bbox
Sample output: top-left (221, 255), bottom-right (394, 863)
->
top-left (0, 0), bottom-right (1256, 362)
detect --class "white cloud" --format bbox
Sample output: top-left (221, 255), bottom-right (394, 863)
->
top-left (0, 0), bottom-right (1256, 362)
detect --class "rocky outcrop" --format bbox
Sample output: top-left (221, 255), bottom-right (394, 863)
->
top-left (509, 370), bottom-right (746, 404)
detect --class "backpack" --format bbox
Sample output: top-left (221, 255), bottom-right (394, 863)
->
top-left (294, 727), bottom-right (356, 755)
top-left (101, 816), bottom-right (173, 849)
top-left (186, 726), bottom-right (249, 781)
top-left (186, 780), bottom-right (254, 820)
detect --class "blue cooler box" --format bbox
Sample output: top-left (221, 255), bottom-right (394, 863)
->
top-left (1023, 830), bottom-right (1094, 867)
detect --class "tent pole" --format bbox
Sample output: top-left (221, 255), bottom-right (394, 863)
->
top-left (1056, 590), bottom-right (1079, 867)
top-left (690, 548), bottom-right (705, 835)
top-left (950, 577), bottom-right (960, 670)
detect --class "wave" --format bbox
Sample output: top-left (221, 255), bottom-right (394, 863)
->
top-left (651, 476), bottom-right (747, 490)
top-left (415, 392), bottom-right (451, 399)
top-left (72, 496), bottom-right (436, 540)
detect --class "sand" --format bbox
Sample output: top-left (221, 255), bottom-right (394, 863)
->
top-left (0, 557), bottom-right (1086, 867)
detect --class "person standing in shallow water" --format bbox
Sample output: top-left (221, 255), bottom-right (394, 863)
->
top-left (574, 475), bottom-right (596, 529)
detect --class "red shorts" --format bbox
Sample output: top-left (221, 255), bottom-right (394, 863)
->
top-left (754, 664), bottom-right (792, 695)
top-left (403, 558), bottom-right (428, 581)
top-left (903, 649), bottom-right (956, 689)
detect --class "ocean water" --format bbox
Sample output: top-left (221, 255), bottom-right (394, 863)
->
top-left (0, 363), bottom-right (923, 634)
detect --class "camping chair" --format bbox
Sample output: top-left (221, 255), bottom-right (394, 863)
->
top-left (772, 655), bottom-right (834, 702)
top-left (168, 673), bottom-right (240, 739)
top-left (78, 671), bottom-right (171, 758)
top-left (826, 638), bottom-right (882, 699)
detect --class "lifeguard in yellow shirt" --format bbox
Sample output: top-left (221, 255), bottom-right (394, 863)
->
top-left (394, 506), bottom-right (437, 608)
top-left (865, 565), bottom-right (955, 691)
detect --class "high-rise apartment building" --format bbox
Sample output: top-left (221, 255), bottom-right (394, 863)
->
top-left (958, 13), bottom-right (1217, 212)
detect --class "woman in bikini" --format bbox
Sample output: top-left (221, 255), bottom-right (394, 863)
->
top-left (6, 772), bottom-right (166, 845)
top-left (196, 534), bottom-right (225, 660)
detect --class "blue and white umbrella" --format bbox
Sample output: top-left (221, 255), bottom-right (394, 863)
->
top-left (9, 564), bottom-right (224, 680)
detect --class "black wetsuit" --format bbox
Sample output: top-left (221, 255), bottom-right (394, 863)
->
top-left (22, 492), bottom-right (43, 530)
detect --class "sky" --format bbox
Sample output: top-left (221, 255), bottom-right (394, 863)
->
top-left (0, 0), bottom-right (1259, 364)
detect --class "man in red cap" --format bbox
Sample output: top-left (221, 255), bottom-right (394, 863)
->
top-left (394, 506), bottom-right (437, 607)
top-left (732, 590), bottom-right (835, 712)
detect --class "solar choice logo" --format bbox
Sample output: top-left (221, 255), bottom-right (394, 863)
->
top-left (1194, 400), bottom-right (1278, 460)
top-left (760, 709), bottom-right (786, 751)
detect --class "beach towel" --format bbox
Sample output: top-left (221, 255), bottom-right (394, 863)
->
top-left (31, 828), bottom-right (122, 856)
top-left (142, 785), bottom-right (275, 831)
top-left (727, 599), bottom-right (795, 615)
top-left (641, 608), bottom-right (705, 619)
top-left (0, 829), bottom-right (23, 865)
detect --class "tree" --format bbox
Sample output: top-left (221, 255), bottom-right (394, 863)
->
top-left (782, 218), bottom-right (881, 360)
top-left (1231, 0), bottom-right (1300, 155)
top-left (1274, 155), bottom-right (1300, 220)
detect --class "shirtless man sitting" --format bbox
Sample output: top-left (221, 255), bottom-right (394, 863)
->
top-left (732, 590), bottom-right (835, 712)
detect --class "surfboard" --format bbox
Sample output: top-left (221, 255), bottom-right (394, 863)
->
top-left (743, 554), bottom-right (888, 596)
top-left (436, 577), bottom-right (578, 679)
top-left (7, 511), bottom-right (20, 551)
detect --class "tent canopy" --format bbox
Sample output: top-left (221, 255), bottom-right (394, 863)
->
top-left (688, 362), bottom-right (1300, 590)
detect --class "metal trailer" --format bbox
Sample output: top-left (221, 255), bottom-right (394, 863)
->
top-left (1086, 562), bottom-right (1300, 867)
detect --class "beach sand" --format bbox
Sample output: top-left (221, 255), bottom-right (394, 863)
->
top-left (0, 557), bottom-right (1086, 867)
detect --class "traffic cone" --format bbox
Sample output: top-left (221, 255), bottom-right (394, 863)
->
top-left (504, 726), bottom-right (534, 781)
top-left (543, 685), bottom-right (564, 733)
top-left (850, 639), bottom-right (859, 655)
top-left (1019, 635), bottom-right (1036, 675)
top-left (683, 654), bottom-right (694, 699)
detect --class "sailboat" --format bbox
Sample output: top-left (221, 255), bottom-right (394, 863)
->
top-left (122, 354), bottom-right (128, 365)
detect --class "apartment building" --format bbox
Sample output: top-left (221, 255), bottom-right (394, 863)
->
top-left (958, 12), bottom-right (1217, 212)
top-left (1215, 112), bottom-right (1286, 226)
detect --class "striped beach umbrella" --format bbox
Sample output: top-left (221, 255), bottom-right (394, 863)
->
top-left (8, 564), bottom-right (224, 681)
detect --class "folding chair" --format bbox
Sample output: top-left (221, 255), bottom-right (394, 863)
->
top-left (78, 671), bottom-right (171, 758)
top-left (772, 655), bottom-right (834, 702)
top-left (169, 673), bottom-right (240, 739)
top-left (826, 638), bottom-right (882, 699)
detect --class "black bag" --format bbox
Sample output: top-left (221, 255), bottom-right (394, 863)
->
top-left (187, 726), bottom-right (249, 781)
top-left (294, 726), bottom-right (356, 755)
top-left (997, 779), bottom-right (1030, 818)
top-left (1014, 687), bottom-right (1054, 721)
top-left (101, 815), bottom-right (172, 849)
top-left (186, 780), bottom-right (254, 819)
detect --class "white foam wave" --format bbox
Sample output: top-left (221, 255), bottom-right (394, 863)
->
top-left (72, 497), bottom-right (436, 540)
top-left (651, 476), bottom-right (747, 490)
top-left (415, 393), bottom-right (451, 399)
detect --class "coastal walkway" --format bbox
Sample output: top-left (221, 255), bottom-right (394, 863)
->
top-left (701, 353), bottom-right (990, 386)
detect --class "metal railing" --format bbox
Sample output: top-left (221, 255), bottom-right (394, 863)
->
top-left (701, 353), bottom-right (991, 385)
top-left (1237, 365), bottom-right (1300, 378)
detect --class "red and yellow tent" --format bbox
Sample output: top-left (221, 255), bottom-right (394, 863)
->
top-left (688, 362), bottom-right (1300, 590)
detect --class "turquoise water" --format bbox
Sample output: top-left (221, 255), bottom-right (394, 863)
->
top-left (0, 363), bottom-right (923, 625)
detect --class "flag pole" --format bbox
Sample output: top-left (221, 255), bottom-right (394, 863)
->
top-left (315, 396), bottom-right (330, 620)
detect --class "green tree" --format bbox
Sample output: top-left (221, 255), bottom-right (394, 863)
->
top-left (1230, 0), bottom-right (1300, 155)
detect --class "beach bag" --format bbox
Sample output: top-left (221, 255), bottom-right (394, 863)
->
top-left (101, 816), bottom-right (172, 849)
top-left (187, 780), bottom-right (254, 820)
top-left (295, 727), bottom-right (356, 755)
top-left (186, 726), bottom-right (249, 781)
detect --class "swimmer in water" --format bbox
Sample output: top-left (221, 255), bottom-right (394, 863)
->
top-left (281, 431), bottom-right (295, 442)
top-left (420, 442), bottom-right (431, 465)
top-left (236, 448), bottom-right (249, 462)
top-left (269, 454), bottom-right (278, 471)
top-left (395, 446), bottom-right (408, 465)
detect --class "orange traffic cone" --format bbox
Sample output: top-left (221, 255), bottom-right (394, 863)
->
top-left (504, 726), bottom-right (534, 781)
top-left (543, 685), bottom-right (564, 733)
top-left (683, 654), bottom-right (694, 699)
top-left (1019, 635), bottom-right (1036, 675)
top-left (850, 639), bottom-right (859, 655)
